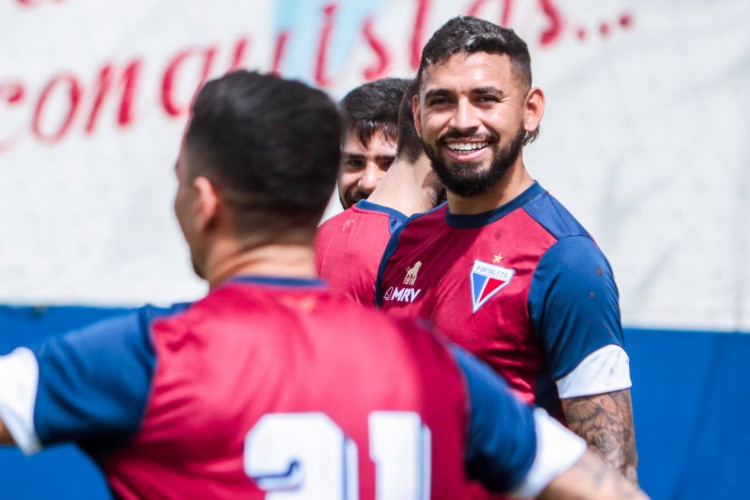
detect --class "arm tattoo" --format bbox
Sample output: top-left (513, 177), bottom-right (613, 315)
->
top-left (562, 389), bottom-right (639, 483)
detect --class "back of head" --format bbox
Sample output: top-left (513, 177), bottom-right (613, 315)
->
top-left (339, 78), bottom-right (412, 147)
top-left (395, 79), bottom-right (424, 164)
top-left (185, 71), bottom-right (342, 241)
top-left (417, 16), bottom-right (532, 94)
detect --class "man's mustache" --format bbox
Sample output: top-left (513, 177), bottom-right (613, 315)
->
top-left (437, 130), bottom-right (499, 143)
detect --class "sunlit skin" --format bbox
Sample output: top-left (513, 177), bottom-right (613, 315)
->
top-left (413, 52), bottom-right (544, 214)
top-left (337, 130), bottom-right (396, 208)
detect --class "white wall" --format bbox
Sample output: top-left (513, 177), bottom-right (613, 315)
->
top-left (1, 0), bottom-right (748, 331)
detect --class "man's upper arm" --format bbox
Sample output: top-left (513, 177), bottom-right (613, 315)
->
top-left (528, 237), bottom-right (637, 478)
top-left (0, 305), bottom-right (184, 454)
top-left (0, 346), bottom-right (39, 451)
top-left (528, 236), bottom-right (631, 396)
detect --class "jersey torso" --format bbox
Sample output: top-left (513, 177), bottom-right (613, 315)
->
top-left (377, 183), bottom-right (621, 414)
top-left (316, 201), bottom-right (407, 304)
top-left (1, 273), bottom-right (581, 498)
top-left (99, 278), bottom-right (469, 499)
top-left (378, 202), bottom-right (554, 405)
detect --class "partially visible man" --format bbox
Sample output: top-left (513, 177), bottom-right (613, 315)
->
top-left (317, 79), bottom-right (444, 304)
top-left (337, 78), bottom-right (408, 208)
top-left (0, 70), bottom-right (647, 499)
top-left (377, 16), bottom-right (639, 483)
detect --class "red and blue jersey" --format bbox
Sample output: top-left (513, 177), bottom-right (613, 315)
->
top-left (376, 182), bottom-right (631, 415)
top-left (316, 200), bottom-right (407, 304)
top-left (0, 275), bottom-right (585, 499)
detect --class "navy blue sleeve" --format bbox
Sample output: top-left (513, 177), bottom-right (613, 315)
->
top-left (451, 345), bottom-right (537, 493)
top-left (528, 236), bottom-right (624, 380)
top-left (29, 304), bottom-right (188, 455)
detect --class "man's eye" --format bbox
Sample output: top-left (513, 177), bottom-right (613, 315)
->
top-left (477, 95), bottom-right (499, 103)
top-left (345, 159), bottom-right (364, 168)
top-left (379, 159), bottom-right (395, 171)
top-left (428, 98), bottom-right (449, 106)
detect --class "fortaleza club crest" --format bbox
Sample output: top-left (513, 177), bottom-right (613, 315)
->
top-left (469, 260), bottom-right (515, 313)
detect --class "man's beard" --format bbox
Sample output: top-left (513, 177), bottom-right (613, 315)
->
top-left (425, 125), bottom-right (526, 198)
top-left (340, 187), bottom-right (369, 209)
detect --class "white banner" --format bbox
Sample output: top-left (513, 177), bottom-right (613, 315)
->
top-left (1, 0), bottom-right (748, 331)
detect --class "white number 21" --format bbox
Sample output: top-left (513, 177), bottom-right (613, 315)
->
top-left (244, 411), bottom-right (431, 499)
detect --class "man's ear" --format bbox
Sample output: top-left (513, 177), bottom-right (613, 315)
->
top-left (412, 94), bottom-right (422, 138)
top-left (193, 176), bottom-right (219, 231)
top-left (524, 86), bottom-right (545, 135)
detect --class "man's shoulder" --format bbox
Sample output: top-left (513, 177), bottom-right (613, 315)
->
top-left (399, 202), bottom-right (449, 233)
top-left (521, 189), bottom-right (591, 241)
top-left (317, 206), bottom-right (357, 232)
top-left (318, 203), bottom-right (399, 235)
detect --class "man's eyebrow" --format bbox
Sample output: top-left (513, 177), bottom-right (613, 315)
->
top-left (423, 87), bottom-right (506, 100)
top-left (341, 151), bottom-right (365, 157)
top-left (424, 88), bottom-right (453, 100)
top-left (472, 86), bottom-right (505, 96)
top-left (341, 152), bottom-right (395, 160)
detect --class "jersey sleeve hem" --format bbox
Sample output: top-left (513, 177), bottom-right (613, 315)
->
top-left (0, 348), bottom-right (43, 455)
top-left (556, 344), bottom-right (632, 398)
top-left (509, 408), bottom-right (587, 498)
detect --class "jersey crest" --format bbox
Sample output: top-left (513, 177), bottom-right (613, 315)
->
top-left (469, 260), bottom-right (515, 313)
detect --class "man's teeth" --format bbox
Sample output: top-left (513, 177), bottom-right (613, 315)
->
top-left (447, 142), bottom-right (488, 154)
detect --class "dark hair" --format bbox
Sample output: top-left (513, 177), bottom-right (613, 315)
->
top-left (396, 79), bottom-right (424, 163)
top-left (185, 70), bottom-right (342, 237)
top-left (416, 16), bottom-right (538, 145)
top-left (339, 78), bottom-right (411, 148)
top-left (417, 16), bottom-right (532, 89)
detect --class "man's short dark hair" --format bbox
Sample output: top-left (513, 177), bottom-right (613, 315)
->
top-left (339, 78), bottom-right (411, 148)
top-left (185, 70), bottom-right (342, 239)
top-left (396, 79), bottom-right (424, 163)
top-left (416, 16), bottom-right (537, 144)
top-left (417, 16), bottom-right (532, 89)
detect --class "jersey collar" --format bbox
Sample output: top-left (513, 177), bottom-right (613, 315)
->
top-left (228, 275), bottom-right (327, 288)
top-left (445, 181), bottom-right (545, 229)
top-left (355, 200), bottom-right (408, 224)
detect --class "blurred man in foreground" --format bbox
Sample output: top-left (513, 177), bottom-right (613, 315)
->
top-left (0, 70), bottom-right (646, 499)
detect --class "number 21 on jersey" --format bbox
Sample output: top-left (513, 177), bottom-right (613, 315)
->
top-left (244, 411), bottom-right (431, 499)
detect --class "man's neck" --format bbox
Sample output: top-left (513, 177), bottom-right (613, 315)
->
top-left (205, 240), bottom-right (317, 289)
top-left (447, 161), bottom-right (534, 215)
top-left (366, 155), bottom-right (440, 217)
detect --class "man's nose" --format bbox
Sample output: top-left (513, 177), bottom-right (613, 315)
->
top-left (450, 98), bottom-right (480, 132)
top-left (359, 162), bottom-right (385, 192)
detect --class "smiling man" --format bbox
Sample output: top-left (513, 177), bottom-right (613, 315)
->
top-left (376, 16), bottom-right (639, 486)
top-left (336, 78), bottom-right (408, 208)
